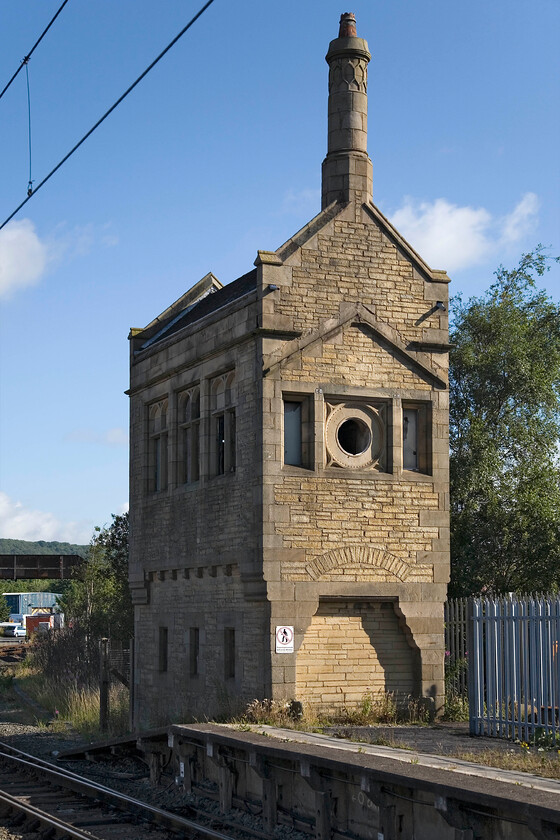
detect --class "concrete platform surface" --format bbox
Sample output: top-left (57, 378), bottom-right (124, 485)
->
top-left (246, 723), bottom-right (560, 795)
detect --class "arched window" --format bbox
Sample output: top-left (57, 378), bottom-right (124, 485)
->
top-left (178, 386), bottom-right (200, 484)
top-left (210, 372), bottom-right (236, 476)
top-left (148, 398), bottom-right (168, 492)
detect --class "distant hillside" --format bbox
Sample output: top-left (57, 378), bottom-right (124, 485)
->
top-left (0, 538), bottom-right (89, 559)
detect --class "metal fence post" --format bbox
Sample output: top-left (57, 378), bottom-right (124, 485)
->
top-left (99, 637), bottom-right (110, 733)
top-left (467, 597), bottom-right (477, 735)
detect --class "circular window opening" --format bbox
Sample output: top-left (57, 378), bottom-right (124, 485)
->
top-left (337, 418), bottom-right (371, 456)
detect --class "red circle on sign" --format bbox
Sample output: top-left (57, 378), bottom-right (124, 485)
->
top-left (276, 626), bottom-right (293, 644)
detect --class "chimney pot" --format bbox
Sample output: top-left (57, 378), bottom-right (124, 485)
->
top-left (338, 12), bottom-right (357, 38)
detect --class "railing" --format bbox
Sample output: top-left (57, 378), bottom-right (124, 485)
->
top-left (468, 595), bottom-right (560, 742)
top-left (444, 598), bottom-right (468, 698)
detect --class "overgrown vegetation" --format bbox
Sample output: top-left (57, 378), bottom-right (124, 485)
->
top-left (442, 655), bottom-right (469, 721)
top-left (14, 656), bottom-right (128, 738)
top-left (0, 595), bottom-right (9, 621)
top-left (11, 513), bottom-right (133, 738)
top-left (240, 692), bottom-right (431, 729)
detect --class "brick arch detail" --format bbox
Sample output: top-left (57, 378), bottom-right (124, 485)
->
top-left (305, 546), bottom-right (412, 582)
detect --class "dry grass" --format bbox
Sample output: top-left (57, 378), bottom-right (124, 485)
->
top-left (451, 749), bottom-right (560, 780)
top-left (240, 692), bottom-right (431, 730)
top-left (239, 693), bottom-right (560, 781)
top-left (14, 660), bottom-right (129, 739)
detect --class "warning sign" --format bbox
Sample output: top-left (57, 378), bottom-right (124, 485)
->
top-left (275, 625), bottom-right (294, 654)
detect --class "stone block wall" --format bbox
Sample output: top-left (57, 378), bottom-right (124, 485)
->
top-left (257, 197), bottom-right (449, 714)
top-left (296, 600), bottom-right (419, 709)
top-left (133, 564), bottom-right (269, 728)
top-left (129, 192), bottom-right (449, 724)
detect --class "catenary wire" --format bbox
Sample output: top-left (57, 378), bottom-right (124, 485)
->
top-left (0, 0), bottom-right (71, 102)
top-left (0, 0), bottom-right (216, 232)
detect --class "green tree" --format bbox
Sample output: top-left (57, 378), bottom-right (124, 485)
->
top-left (58, 512), bottom-right (133, 642)
top-left (449, 246), bottom-right (560, 596)
top-left (0, 595), bottom-right (10, 622)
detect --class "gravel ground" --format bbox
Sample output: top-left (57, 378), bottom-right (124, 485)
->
top-left (323, 721), bottom-right (533, 756)
top-left (0, 656), bottom-right (551, 839)
top-left (0, 667), bottom-right (308, 839)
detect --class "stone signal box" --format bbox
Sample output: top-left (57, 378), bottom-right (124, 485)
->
top-left (128, 14), bottom-right (450, 728)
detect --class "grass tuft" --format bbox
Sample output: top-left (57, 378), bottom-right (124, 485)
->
top-left (239, 691), bottom-right (431, 730)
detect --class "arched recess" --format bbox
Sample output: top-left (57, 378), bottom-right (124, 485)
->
top-left (305, 546), bottom-right (415, 582)
top-left (295, 599), bottom-right (421, 711)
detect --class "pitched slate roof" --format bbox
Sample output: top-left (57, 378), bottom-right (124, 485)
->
top-left (140, 268), bottom-right (257, 350)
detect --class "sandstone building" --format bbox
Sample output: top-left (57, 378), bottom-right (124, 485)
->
top-left (128, 14), bottom-right (450, 728)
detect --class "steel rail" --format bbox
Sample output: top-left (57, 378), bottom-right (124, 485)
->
top-left (0, 743), bottom-right (244, 840)
top-left (0, 786), bottom-right (102, 840)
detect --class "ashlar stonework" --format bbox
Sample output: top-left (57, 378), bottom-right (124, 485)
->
top-left (128, 13), bottom-right (450, 728)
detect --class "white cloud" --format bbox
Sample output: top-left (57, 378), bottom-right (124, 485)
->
top-left (46, 221), bottom-right (119, 265)
top-left (0, 219), bottom-right (48, 299)
top-left (0, 492), bottom-right (93, 544)
top-left (388, 193), bottom-right (539, 273)
top-left (64, 427), bottom-right (128, 447)
top-left (500, 192), bottom-right (539, 244)
top-left (0, 219), bottom-right (119, 301)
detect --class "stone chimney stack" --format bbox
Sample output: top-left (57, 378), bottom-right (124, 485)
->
top-left (322, 13), bottom-right (372, 209)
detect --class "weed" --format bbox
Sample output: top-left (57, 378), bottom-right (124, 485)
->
top-left (241, 698), bottom-right (319, 728)
top-left (442, 693), bottom-right (469, 722)
top-left (240, 691), bottom-right (433, 730)
top-left (530, 727), bottom-right (560, 752)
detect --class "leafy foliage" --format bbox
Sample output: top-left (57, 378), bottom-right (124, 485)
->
top-left (0, 538), bottom-right (89, 557)
top-left (449, 246), bottom-right (560, 595)
top-left (0, 595), bottom-right (10, 622)
top-left (29, 625), bottom-right (100, 690)
top-left (57, 512), bottom-right (132, 642)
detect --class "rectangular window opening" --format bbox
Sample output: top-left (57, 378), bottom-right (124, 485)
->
top-left (403, 408), bottom-right (418, 470)
top-left (283, 395), bottom-right (313, 469)
top-left (159, 626), bottom-right (168, 672)
top-left (224, 627), bottom-right (235, 680)
top-left (189, 627), bottom-right (200, 677)
top-left (284, 401), bottom-right (302, 466)
top-left (148, 399), bottom-right (168, 493)
top-left (402, 402), bottom-right (431, 474)
top-left (216, 414), bottom-right (225, 475)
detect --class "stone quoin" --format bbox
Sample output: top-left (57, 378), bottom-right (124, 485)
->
top-left (127, 13), bottom-right (450, 728)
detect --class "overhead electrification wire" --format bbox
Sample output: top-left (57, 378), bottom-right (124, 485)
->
top-left (0, 0), bottom-right (71, 102)
top-left (0, 0), bottom-right (216, 232)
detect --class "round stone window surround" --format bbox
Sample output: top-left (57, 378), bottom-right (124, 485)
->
top-left (325, 402), bottom-right (385, 469)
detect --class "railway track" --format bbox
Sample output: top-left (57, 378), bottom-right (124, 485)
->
top-left (0, 742), bottom-right (265, 840)
top-left (0, 642), bottom-right (27, 664)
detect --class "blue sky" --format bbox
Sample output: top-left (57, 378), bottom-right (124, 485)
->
top-left (1, 0), bottom-right (559, 544)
